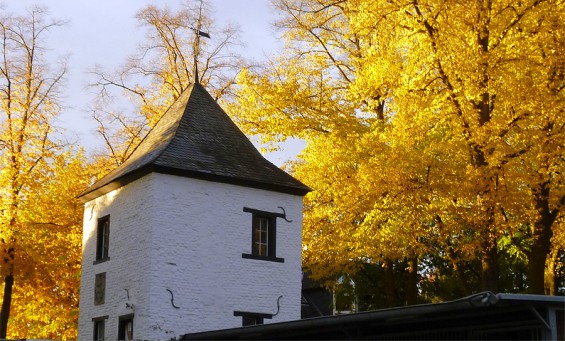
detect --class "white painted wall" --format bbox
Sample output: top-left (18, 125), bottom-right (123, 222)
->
top-left (78, 172), bottom-right (304, 340)
top-left (78, 174), bottom-right (156, 341)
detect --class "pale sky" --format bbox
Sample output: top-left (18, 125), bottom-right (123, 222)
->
top-left (1, 0), bottom-right (302, 165)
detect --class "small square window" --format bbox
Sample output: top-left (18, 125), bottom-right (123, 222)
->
top-left (94, 272), bottom-right (106, 305)
top-left (234, 311), bottom-right (272, 327)
top-left (242, 315), bottom-right (264, 326)
top-left (92, 316), bottom-right (108, 341)
top-left (242, 208), bottom-right (285, 263)
top-left (95, 215), bottom-right (110, 262)
top-left (118, 314), bottom-right (134, 341)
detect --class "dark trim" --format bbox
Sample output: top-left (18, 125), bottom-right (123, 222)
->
top-left (243, 208), bottom-right (283, 261)
top-left (92, 315), bottom-right (109, 321)
top-left (243, 207), bottom-right (285, 218)
top-left (119, 313), bottom-right (135, 321)
top-left (152, 165), bottom-right (310, 196)
top-left (96, 215), bottom-right (110, 261)
top-left (79, 165), bottom-right (154, 202)
top-left (93, 257), bottom-right (110, 265)
top-left (242, 253), bottom-right (284, 263)
top-left (234, 311), bottom-right (273, 327)
top-left (79, 164), bottom-right (310, 202)
top-left (93, 317), bottom-right (106, 341)
top-left (234, 311), bottom-right (273, 319)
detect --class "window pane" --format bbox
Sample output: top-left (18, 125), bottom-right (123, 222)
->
top-left (249, 213), bottom-right (275, 258)
top-left (118, 317), bottom-right (134, 340)
top-left (94, 320), bottom-right (105, 341)
top-left (253, 216), bottom-right (269, 256)
top-left (242, 315), bottom-right (264, 326)
top-left (102, 221), bottom-right (109, 258)
top-left (96, 216), bottom-right (110, 260)
top-left (94, 273), bottom-right (106, 305)
top-left (254, 227), bottom-right (261, 244)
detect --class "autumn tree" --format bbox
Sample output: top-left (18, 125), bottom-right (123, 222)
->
top-left (229, 0), bottom-right (426, 304)
top-left (231, 0), bottom-right (564, 302)
top-left (6, 150), bottom-right (89, 340)
top-left (90, 0), bottom-right (248, 169)
top-left (347, 0), bottom-right (564, 294)
top-left (0, 7), bottom-right (80, 338)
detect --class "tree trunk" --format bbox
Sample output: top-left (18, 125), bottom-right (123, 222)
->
top-left (481, 239), bottom-right (499, 293)
top-left (405, 257), bottom-right (418, 305)
top-left (383, 259), bottom-right (398, 307)
top-left (528, 238), bottom-right (551, 295)
top-left (452, 260), bottom-right (472, 296)
top-left (0, 272), bottom-right (14, 339)
top-left (527, 182), bottom-right (556, 295)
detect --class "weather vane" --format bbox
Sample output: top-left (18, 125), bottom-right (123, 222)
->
top-left (192, 2), bottom-right (210, 84)
top-left (192, 28), bottom-right (210, 84)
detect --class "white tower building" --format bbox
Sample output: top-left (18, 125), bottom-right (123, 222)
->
top-left (77, 83), bottom-right (309, 341)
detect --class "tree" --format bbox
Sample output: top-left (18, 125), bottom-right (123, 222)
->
top-left (6, 150), bottom-right (89, 340)
top-left (231, 0), bottom-right (564, 300)
top-left (90, 0), bottom-right (247, 168)
top-left (0, 7), bottom-right (69, 337)
top-left (347, 0), bottom-right (564, 294)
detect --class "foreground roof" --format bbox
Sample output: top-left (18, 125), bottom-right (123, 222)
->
top-left (80, 83), bottom-right (310, 201)
top-left (181, 292), bottom-right (565, 340)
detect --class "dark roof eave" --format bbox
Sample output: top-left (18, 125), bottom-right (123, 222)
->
top-left (152, 165), bottom-right (311, 196)
top-left (79, 165), bottom-right (310, 202)
top-left (179, 292), bottom-right (565, 340)
top-left (78, 165), bottom-right (154, 202)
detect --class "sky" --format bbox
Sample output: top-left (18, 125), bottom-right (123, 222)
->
top-left (2, 0), bottom-right (302, 165)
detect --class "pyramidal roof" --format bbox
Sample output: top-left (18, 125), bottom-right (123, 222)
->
top-left (80, 83), bottom-right (310, 201)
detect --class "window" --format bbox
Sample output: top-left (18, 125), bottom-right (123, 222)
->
top-left (242, 207), bottom-right (285, 263)
top-left (118, 314), bottom-right (134, 341)
top-left (95, 215), bottom-right (110, 262)
top-left (94, 272), bottom-right (106, 305)
top-left (92, 316), bottom-right (108, 341)
top-left (243, 315), bottom-right (263, 326)
top-left (254, 215), bottom-right (270, 257)
top-left (234, 311), bottom-right (272, 326)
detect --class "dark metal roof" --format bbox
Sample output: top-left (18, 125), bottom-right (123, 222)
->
top-left (80, 83), bottom-right (310, 201)
top-left (180, 292), bottom-right (565, 340)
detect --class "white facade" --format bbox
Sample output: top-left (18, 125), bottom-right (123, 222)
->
top-left (78, 172), bottom-right (304, 340)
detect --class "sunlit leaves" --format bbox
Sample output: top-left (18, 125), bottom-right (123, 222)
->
top-left (0, 8), bottom-right (87, 339)
top-left (232, 0), bottom-right (564, 297)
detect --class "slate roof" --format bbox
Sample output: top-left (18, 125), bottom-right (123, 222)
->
top-left (79, 83), bottom-right (310, 201)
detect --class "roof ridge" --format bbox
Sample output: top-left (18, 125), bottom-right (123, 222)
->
top-left (125, 84), bottom-right (196, 166)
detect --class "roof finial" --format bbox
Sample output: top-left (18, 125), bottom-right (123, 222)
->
top-left (192, 1), bottom-right (210, 84)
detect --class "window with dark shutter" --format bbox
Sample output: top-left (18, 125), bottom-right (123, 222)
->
top-left (92, 315), bottom-right (108, 340)
top-left (242, 207), bottom-right (285, 263)
top-left (234, 311), bottom-right (272, 326)
top-left (95, 215), bottom-right (110, 263)
top-left (94, 272), bottom-right (106, 305)
top-left (118, 314), bottom-right (134, 341)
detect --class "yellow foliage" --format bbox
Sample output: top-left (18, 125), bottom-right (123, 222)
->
top-left (0, 8), bottom-right (91, 338)
top-left (5, 151), bottom-right (90, 340)
top-left (232, 0), bottom-right (564, 292)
